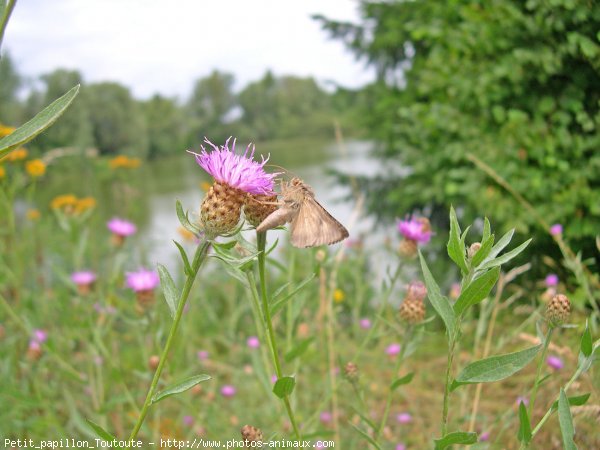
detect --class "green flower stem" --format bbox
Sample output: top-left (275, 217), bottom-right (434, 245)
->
top-left (441, 334), bottom-right (458, 436)
top-left (528, 327), bottom-right (554, 420)
top-left (128, 239), bottom-right (210, 440)
top-left (376, 326), bottom-right (413, 443)
top-left (256, 231), bottom-right (301, 441)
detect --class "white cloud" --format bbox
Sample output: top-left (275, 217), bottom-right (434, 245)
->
top-left (3, 0), bottom-right (373, 99)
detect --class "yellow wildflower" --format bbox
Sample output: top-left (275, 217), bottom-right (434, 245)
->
top-left (109, 155), bottom-right (141, 169)
top-left (51, 194), bottom-right (78, 211)
top-left (26, 209), bottom-right (41, 221)
top-left (0, 124), bottom-right (16, 137)
top-left (333, 288), bottom-right (345, 303)
top-left (25, 159), bottom-right (46, 178)
top-left (0, 166), bottom-right (5, 179)
top-left (5, 147), bottom-right (28, 162)
top-left (74, 197), bottom-right (97, 214)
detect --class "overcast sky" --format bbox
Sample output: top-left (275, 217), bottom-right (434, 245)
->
top-left (3, 0), bottom-right (374, 100)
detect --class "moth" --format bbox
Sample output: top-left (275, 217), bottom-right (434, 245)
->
top-left (256, 177), bottom-right (349, 248)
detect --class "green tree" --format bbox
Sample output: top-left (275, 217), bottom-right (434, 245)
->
top-left (187, 70), bottom-right (236, 144)
top-left (0, 51), bottom-right (22, 125)
top-left (316, 0), bottom-right (600, 265)
top-left (142, 94), bottom-right (187, 159)
top-left (30, 69), bottom-right (93, 152)
top-left (86, 82), bottom-right (148, 156)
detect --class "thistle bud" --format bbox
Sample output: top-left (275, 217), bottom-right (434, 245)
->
top-left (344, 362), bottom-right (359, 382)
top-left (399, 297), bottom-right (425, 324)
top-left (546, 294), bottom-right (571, 327)
top-left (201, 181), bottom-right (246, 237)
top-left (467, 242), bottom-right (481, 259)
top-left (148, 355), bottom-right (160, 370)
top-left (241, 424), bottom-right (263, 446)
top-left (244, 194), bottom-right (278, 227)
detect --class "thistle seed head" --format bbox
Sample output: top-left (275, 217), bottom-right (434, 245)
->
top-left (200, 181), bottom-right (246, 237)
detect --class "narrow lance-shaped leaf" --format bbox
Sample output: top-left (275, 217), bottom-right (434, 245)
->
top-left (349, 422), bottom-right (381, 449)
top-left (419, 252), bottom-right (455, 338)
top-left (551, 393), bottom-right (591, 412)
top-left (391, 372), bottom-right (414, 391)
top-left (152, 374), bottom-right (211, 404)
top-left (580, 320), bottom-right (592, 357)
top-left (451, 345), bottom-right (542, 390)
top-left (85, 419), bottom-right (118, 442)
top-left (482, 217), bottom-right (491, 242)
top-left (558, 388), bottom-right (578, 450)
top-left (479, 228), bottom-right (514, 266)
top-left (175, 200), bottom-right (200, 234)
top-left (453, 267), bottom-right (500, 316)
top-left (471, 233), bottom-right (495, 268)
top-left (285, 337), bottom-right (314, 363)
top-left (517, 401), bottom-right (532, 444)
top-left (434, 431), bottom-right (478, 449)
top-left (157, 264), bottom-right (178, 318)
top-left (0, 85), bottom-right (80, 158)
top-left (480, 239), bottom-right (532, 271)
top-left (447, 206), bottom-right (468, 274)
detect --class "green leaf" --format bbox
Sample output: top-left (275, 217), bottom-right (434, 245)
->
top-left (580, 320), bottom-right (592, 357)
top-left (479, 239), bottom-right (532, 270)
top-left (0, 85), bottom-right (80, 158)
top-left (157, 264), bottom-right (178, 318)
top-left (173, 240), bottom-right (192, 277)
top-left (391, 372), bottom-right (414, 391)
top-left (434, 431), bottom-right (478, 449)
top-left (482, 217), bottom-right (491, 242)
top-left (551, 393), bottom-right (591, 412)
top-left (517, 400), bottom-right (532, 444)
top-left (419, 251), bottom-right (456, 338)
top-left (151, 374), bottom-right (211, 404)
top-left (471, 233), bottom-right (495, 268)
top-left (271, 273), bottom-right (316, 316)
top-left (558, 388), bottom-right (578, 450)
top-left (453, 267), bottom-right (500, 316)
top-left (284, 337), bottom-right (314, 363)
top-left (447, 206), bottom-right (468, 274)
top-left (479, 228), bottom-right (514, 265)
top-left (175, 200), bottom-right (200, 234)
top-left (85, 419), bottom-right (118, 441)
top-left (273, 376), bottom-right (296, 398)
top-left (451, 345), bottom-right (542, 390)
top-left (348, 422), bottom-right (381, 449)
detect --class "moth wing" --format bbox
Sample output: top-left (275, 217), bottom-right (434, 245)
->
top-left (290, 197), bottom-right (349, 248)
top-left (256, 207), bottom-right (296, 233)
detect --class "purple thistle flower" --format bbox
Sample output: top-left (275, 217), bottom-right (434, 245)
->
top-left (545, 274), bottom-right (559, 287)
top-left (32, 329), bottom-right (48, 344)
top-left (220, 385), bottom-right (236, 397)
top-left (71, 270), bottom-right (97, 286)
top-left (397, 217), bottom-right (432, 243)
top-left (190, 137), bottom-right (278, 195)
top-left (359, 318), bottom-right (372, 329)
top-left (395, 444), bottom-right (407, 450)
top-left (320, 411), bottom-right (333, 424)
top-left (546, 355), bottom-right (564, 370)
top-left (386, 343), bottom-right (401, 356)
top-left (550, 223), bottom-right (563, 236)
top-left (183, 415), bottom-right (194, 427)
top-left (480, 431), bottom-right (490, 442)
top-left (246, 336), bottom-right (260, 349)
top-left (125, 268), bottom-right (160, 292)
top-left (107, 217), bottom-right (137, 237)
top-left (197, 350), bottom-right (209, 361)
top-left (396, 412), bottom-right (412, 424)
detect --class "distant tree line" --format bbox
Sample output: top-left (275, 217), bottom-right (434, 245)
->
top-left (0, 53), bottom-right (366, 158)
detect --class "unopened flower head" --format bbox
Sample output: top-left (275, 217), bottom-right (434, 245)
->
top-left (244, 193), bottom-right (278, 227)
top-left (406, 280), bottom-right (427, 301)
top-left (545, 274), bottom-right (559, 287)
top-left (71, 270), bottom-right (97, 295)
top-left (192, 137), bottom-right (278, 237)
top-left (546, 293), bottom-right (571, 327)
top-left (399, 296), bottom-right (426, 324)
top-left (546, 355), bottom-right (564, 370)
top-left (344, 361), bottom-right (359, 381)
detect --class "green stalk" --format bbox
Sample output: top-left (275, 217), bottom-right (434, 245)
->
top-left (441, 335), bottom-right (457, 436)
top-left (528, 327), bottom-right (553, 420)
top-left (128, 240), bottom-right (210, 440)
top-left (376, 326), bottom-right (413, 443)
top-left (256, 231), bottom-right (301, 441)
